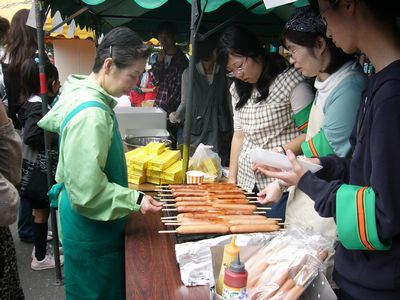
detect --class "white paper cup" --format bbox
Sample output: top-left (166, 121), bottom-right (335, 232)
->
top-left (186, 171), bottom-right (205, 185)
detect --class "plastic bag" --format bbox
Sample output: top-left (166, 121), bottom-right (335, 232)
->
top-left (188, 143), bottom-right (222, 182)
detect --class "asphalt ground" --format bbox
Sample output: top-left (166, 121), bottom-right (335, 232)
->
top-left (9, 222), bottom-right (66, 300)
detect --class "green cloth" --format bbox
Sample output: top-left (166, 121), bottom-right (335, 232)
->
top-left (293, 101), bottom-right (312, 133)
top-left (336, 185), bottom-right (391, 251)
top-left (53, 101), bottom-right (130, 299)
top-left (301, 129), bottom-right (334, 158)
top-left (39, 75), bottom-right (143, 221)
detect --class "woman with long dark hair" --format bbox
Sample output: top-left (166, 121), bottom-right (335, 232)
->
top-left (218, 25), bottom-right (314, 217)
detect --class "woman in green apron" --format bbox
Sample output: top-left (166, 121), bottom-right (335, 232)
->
top-left (38, 27), bottom-right (163, 300)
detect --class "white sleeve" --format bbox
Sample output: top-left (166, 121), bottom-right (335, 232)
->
top-left (230, 82), bottom-right (242, 131)
top-left (289, 81), bottom-right (314, 114)
top-left (175, 68), bottom-right (189, 121)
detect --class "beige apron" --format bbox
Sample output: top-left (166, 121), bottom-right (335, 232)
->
top-left (285, 94), bottom-right (337, 284)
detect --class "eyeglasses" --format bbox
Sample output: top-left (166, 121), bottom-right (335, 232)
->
top-left (286, 47), bottom-right (298, 59)
top-left (226, 57), bottom-right (248, 78)
top-left (319, 0), bottom-right (340, 25)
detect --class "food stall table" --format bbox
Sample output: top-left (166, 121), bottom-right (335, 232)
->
top-left (125, 184), bottom-right (210, 299)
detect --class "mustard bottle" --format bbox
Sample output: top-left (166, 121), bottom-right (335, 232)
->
top-left (216, 235), bottom-right (240, 295)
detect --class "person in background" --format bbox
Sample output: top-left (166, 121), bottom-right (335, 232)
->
top-left (217, 25), bottom-right (314, 218)
top-left (38, 27), bottom-right (162, 299)
top-left (169, 30), bottom-right (233, 165)
top-left (1, 9), bottom-right (38, 244)
top-left (129, 64), bottom-right (157, 107)
top-left (258, 0), bottom-right (400, 298)
top-left (0, 18), bottom-right (24, 299)
top-left (152, 21), bottom-right (188, 148)
top-left (0, 16), bottom-right (9, 108)
top-left (254, 5), bottom-right (367, 283)
top-left (18, 56), bottom-right (62, 271)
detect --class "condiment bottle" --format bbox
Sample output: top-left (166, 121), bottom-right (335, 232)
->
top-left (216, 235), bottom-right (240, 295)
top-left (222, 254), bottom-right (248, 299)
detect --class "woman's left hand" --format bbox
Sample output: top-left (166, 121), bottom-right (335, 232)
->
top-left (140, 195), bottom-right (163, 214)
top-left (253, 150), bottom-right (308, 186)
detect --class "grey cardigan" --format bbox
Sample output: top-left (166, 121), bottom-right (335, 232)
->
top-left (0, 119), bottom-right (22, 226)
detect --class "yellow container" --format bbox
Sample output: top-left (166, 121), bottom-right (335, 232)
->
top-left (144, 142), bottom-right (166, 155)
top-left (216, 235), bottom-right (240, 295)
top-left (148, 150), bottom-right (180, 171)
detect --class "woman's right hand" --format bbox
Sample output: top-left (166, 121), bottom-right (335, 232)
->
top-left (140, 195), bottom-right (163, 214)
top-left (257, 180), bottom-right (284, 205)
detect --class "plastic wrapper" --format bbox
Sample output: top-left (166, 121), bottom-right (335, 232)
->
top-left (188, 143), bottom-right (222, 181)
top-left (245, 228), bottom-right (334, 300)
top-left (175, 233), bottom-right (279, 287)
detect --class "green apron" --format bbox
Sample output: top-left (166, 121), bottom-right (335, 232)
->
top-left (51, 101), bottom-right (128, 300)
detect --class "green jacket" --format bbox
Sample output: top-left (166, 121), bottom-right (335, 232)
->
top-left (38, 75), bottom-right (142, 221)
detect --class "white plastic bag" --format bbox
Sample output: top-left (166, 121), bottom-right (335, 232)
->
top-left (189, 143), bottom-right (222, 182)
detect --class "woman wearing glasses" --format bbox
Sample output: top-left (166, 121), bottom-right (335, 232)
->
top-left (218, 25), bottom-right (314, 218)
top-left (254, 5), bottom-right (367, 284)
top-left (258, 0), bottom-right (400, 298)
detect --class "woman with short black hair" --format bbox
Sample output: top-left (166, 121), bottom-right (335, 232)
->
top-left (39, 27), bottom-right (162, 299)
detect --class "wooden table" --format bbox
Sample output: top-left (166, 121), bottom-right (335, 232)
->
top-left (125, 188), bottom-right (210, 300)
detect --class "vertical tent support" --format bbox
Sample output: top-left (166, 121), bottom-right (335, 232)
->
top-left (182, 0), bottom-right (202, 180)
top-left (182, 0), bottom-right (264, 180)
top-left (34, 0), bottom-right (63, 284)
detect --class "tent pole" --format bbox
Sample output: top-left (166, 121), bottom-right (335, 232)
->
top-left (46, 6), bottom-right (89, 35)
top-left (182, 0), bottom-right (202, 182)
top-left (34, 0), bottom-right (63, 284)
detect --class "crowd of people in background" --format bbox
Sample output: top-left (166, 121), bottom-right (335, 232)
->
top-left (1, 0), bottom-right (400, 299)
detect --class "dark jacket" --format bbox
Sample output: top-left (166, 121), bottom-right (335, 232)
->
top-left (298, 60), bottom-right (400, 300)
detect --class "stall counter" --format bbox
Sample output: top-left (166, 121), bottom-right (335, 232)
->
top-left (125, 186), bottom-right (210, 299)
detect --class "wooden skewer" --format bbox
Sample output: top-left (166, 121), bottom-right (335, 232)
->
top-left (163, 204), bottom-right (177, 207)
top-left (158, 194), bottom-right (173, 197)
top-left (160, 216), bottom-right (177, 220)
top-left (246, 196), bottom-right (258, 199)
top-left (158, 230), bottom-right (176, 233)
top-left (162, 208), bottom-right (177, 211)
top-left (256, 207), bottom-right (272, 210)
top-left (158, 199), bottom-right (173, 202)
top-left (248, 200), bottom-right (258, 203)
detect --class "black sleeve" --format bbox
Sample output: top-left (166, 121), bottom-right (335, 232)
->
top-left (23, 103), bottom-right (58, 149)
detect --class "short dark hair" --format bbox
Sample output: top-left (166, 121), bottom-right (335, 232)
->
top-left (218, 25), bottom-right (288, 110)
top-left (281, 29), bottom-right (353, 75)
top-left (196, 29), bottom-right (219, 63)
top-left (327, 0), bottom-right (400, 21)
top-left (92, 27), bottom-right (151, 73)
top-left (157, 21), bottom-right (177, 36)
